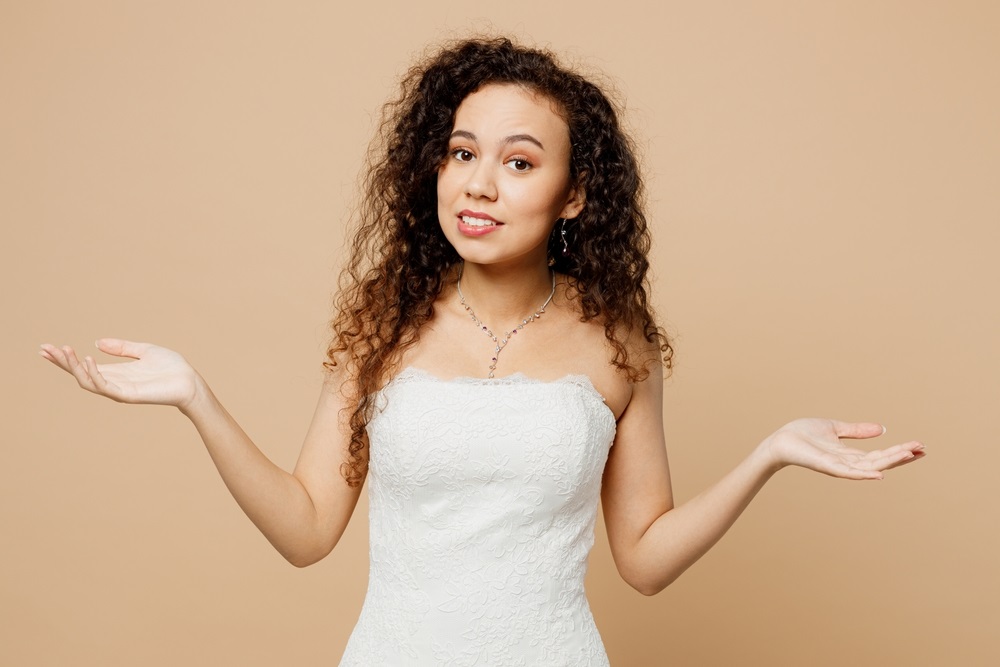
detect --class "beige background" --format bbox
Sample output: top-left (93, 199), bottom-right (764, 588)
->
top-left (2, 1), bottom-right (996, 665)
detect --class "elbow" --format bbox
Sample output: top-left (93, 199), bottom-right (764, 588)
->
top-left (618, 561), bottom-right (680, 596)
top-left (278, 519), bottom-right (349, 567)
top-left (286, 553), bottom-right (321, 568)
top-left (627, 575), bottom-right (672, 597)
top-left (632, 581), bottom-right (661, 597)
top-left (280, 540), bottom-right (336, 568)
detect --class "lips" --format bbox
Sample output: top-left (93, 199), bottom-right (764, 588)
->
top-left (458, 210), bottom-right (502, 227)
top-left (456, 210), bottom-right (503, 236)
top-left (461, 214), bottom-right (497, 227)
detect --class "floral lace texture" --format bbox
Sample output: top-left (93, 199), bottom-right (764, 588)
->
top-left (340, 368), bottom-right (616, 666)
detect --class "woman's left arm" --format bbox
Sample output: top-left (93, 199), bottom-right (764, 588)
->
top-left (600, 363), bottom-right (925, 596)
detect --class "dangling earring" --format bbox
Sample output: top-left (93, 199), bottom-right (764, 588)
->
top-left (560, 218), bottom-right (570, 257)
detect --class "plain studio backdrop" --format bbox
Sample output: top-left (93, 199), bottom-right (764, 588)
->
top-left (2, 1), bottom-right (996, 665)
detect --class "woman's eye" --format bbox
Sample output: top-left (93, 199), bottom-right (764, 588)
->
top-left (506, 158), bottom-right (532, 172)
top-left (452, 149), bottom-right (474, 162)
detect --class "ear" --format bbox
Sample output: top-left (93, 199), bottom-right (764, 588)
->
top-left (560, 181), bottom-right (586, 220)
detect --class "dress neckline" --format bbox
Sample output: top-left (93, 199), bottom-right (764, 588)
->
top-left (389, 366), bottom-right (615, 421)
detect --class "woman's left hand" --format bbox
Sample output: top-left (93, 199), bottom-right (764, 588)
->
top-left (761, 419), bottom-right (925, 480)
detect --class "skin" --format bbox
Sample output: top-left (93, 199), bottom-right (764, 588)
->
top-left (437, 84), bottom-right (584, 277)
top-left (39, 84), bottom-right (925, 590)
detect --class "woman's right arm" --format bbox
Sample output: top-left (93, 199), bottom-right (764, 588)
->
top-left (39, 338), bottom-right (364, 567)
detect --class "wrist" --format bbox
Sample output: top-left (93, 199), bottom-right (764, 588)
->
top-left (752, 436), bottom-right (786, 477)
top-left (178, 373), bottom-right (213, 418)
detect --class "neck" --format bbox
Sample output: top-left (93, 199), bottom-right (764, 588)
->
top-left (456, 262), bottom-right (555, 329)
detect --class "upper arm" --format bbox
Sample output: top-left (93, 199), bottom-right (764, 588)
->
top-left (601, 359), bottom-right (674, 580)
top-left (290, 368), bottom-right (366, 557)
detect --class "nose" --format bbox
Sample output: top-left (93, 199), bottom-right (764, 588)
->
top-left (464, 160), bottom-right (498, 201)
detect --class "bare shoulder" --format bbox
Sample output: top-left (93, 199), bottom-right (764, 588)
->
top-left (548, 277), bottom-right (664, 420)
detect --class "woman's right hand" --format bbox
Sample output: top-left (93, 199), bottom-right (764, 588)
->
top-left (39, 339), bottom-right (202, 411)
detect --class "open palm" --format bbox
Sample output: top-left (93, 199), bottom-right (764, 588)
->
top-left (764, 418), bottom-right (925, 480)
top-left (39, 339), bottom-right (200, 409)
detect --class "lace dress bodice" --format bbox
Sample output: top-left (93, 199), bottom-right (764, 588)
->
top-left (339, 367), bottom-right (617, 666)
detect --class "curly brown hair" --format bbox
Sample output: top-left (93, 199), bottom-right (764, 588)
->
top-left (327, 37), bottom-right (672, 487)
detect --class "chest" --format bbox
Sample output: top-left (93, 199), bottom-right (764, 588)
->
top-left (367, 370), bottom-right (617, 502)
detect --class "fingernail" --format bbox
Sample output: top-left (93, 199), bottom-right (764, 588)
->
top-left (880, 425), bottom-right (887, 435)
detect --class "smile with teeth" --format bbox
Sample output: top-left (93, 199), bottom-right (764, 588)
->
top-left (461, 215), bottom-right (501, 227)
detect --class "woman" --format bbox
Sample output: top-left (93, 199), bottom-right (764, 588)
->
top-left (40, 38), bottom-right (924, 665)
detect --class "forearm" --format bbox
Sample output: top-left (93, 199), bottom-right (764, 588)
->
top-left (40, 339), bottom-right (353, 565)
top-left (180, 378), bottom-right (326, 566)
top-left (623, 444), bottom-right (778, 595)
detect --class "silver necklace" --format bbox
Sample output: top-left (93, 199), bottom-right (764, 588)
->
top-left (456, 267), bottom-right (556, 379)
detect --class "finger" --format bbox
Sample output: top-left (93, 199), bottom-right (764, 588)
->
top-left (62, 345), bottom-right (83, 368)
top-left (828, 459), bottom-right (884, 481)
top-left (863, 442), bottom-right (925, 462)
top-left (831, 421), bottom-right (885, 440)
top-left (867, 442), bottom-right (924, 470)
top-left (866, 449), bottom-right (918, 471)
top-left (84, 355), bottom-right (122, 399)
top-left (39, 344), bottom-right (72, 371)
top-left (46, 344), bottom-right (84, 374)
top-left (96, 338), bottom-right (149, 360)
top-left (860, 443), bottom-right (911, 458)
top-left (39, 345), bottom-right (59, 364)
top-left (62, 346), bottom-right (99, 392)
top-left (882, 449), bottom-right (926, 471)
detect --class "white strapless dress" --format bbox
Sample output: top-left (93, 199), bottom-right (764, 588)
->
top-left (339, 367), bottom-right (617, 666)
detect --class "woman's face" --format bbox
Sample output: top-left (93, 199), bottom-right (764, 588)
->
top-left (437, 83), bottom-right (584, 271)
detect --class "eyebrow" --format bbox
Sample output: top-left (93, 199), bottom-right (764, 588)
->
top-left (449, 130), bottom-right (545, 150)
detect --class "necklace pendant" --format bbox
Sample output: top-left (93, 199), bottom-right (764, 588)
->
top-left (456, 267), bottom-right (556, 379)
